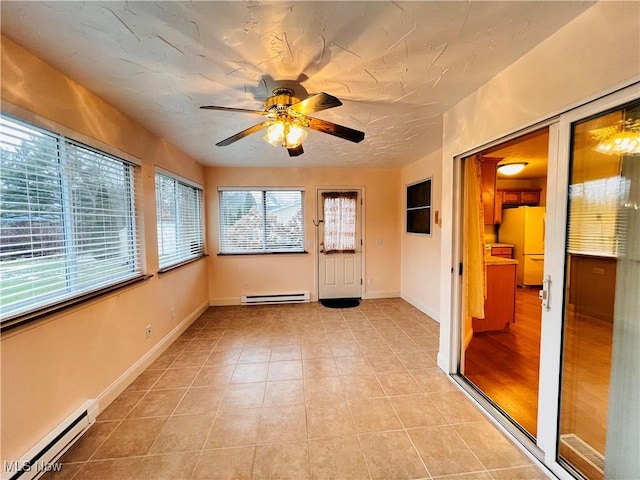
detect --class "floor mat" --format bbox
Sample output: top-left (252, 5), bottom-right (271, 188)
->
top-left (319, 298), bottom-right (360, 309)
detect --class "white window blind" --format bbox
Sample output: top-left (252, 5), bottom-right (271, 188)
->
top-left (155, 172), bottom-right (204, 269)
top-left (567, 175), bottom-right (630, 257)
top-left (0, 114), bottom-right (142, 322)
top-left (219, 189), bottom-right (304, 254)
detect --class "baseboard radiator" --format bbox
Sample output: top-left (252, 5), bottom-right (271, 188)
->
top-left (560, 433), bottom-right (605, 475)
top-left (241, 292), bottom-right (310, 305)
top-left (3, 400), bottom-right (98, 480)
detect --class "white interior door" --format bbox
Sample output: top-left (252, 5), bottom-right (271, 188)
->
top-left (317, 189), bottom-right (362, 299)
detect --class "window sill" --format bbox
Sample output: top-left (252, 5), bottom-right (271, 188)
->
top-left (157, 254), bottom-right (208, 274)
top-left (217, 251), bottom-right (309, 256)
top-left (0, 274), bottom-right (154, 333)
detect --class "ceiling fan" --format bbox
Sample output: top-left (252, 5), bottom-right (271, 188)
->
top-left (200, 87), bottom-right (365, 157)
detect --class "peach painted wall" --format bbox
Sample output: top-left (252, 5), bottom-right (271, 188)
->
top-left (205, 167), bottom-right (401, 304)
top-left (438, 1), bottom-right (640, 372)
top-left (1, 36), bottom-right (209, 464)
top-left (400, 150), bottom-right (442, 321)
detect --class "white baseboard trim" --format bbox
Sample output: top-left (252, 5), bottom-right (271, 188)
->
top-left (363, 291), bottom-right (400, 299)
top-left (210, 297), bottom-right (240, 306)
top-left (400, 293), bottom-right (439, 322)
top-left (213, 293), bottom-right (401, 305)
top-left (96, 300), bottom-right (209, 413)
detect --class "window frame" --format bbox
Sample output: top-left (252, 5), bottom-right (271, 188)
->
top-left (406, 178), bottom-right (432, 235)
top-left (218, 187), bottom-right (306, 255)
top-left (0, 112), bottom-right (146, 330)
top-left (155, 169), bottom-right (205, 272)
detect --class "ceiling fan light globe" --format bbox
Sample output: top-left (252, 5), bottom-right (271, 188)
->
top-left (284, 125), bottom-right (307, 148)
top-left (264, 122), bottom-right (285, 146)
top-left (595, 131), bottom-right (640, 155)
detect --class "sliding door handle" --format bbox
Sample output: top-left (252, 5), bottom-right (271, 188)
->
top-left (539, 275), bottom-right (551, 311)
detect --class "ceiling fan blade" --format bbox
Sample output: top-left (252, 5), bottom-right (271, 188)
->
top-left (289, 93), bottom-right (342, 115)
top-left (288, 145), bottom-right (304, 157)
top-left (216, 121), bottom-right (270, 146)
top-left (200, 105), bottom-right (267, 115)
top-left (306, 117), bottom-right (365, 143)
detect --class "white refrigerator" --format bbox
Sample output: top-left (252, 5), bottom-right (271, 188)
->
top-left (499, 206), bottom-right (545, 286)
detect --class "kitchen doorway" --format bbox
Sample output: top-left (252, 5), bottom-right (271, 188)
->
top-left (459, 128), bottom-right (549, 440)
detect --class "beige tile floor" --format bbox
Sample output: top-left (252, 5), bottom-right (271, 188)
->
top-left (44, 299), bottom-right (549, 480)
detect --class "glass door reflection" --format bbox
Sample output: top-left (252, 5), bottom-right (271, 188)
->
top-left (559, 100), bottom-right (640, 479)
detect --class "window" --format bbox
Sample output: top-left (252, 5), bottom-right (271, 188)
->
top-left (322, 192), bottom-right (357, 253)
top-left (219, 189), bottom-right (304, 254)
top-left (0, 114), bottom-right (142, 324)
top-left (406, 178), bottom-right (432, 234)
top-left (155, 171), bottom-right (204, 269)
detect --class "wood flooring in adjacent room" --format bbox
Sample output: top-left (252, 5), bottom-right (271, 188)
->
top-left (464, 286), bottom-right (611, 452)
top-left (463, 288), bottom-right (542, 438)
top-left (43, 299), bottom-right (548, 480)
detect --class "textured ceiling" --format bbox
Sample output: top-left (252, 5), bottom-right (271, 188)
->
top-left (0, 1), bottom-right (594, 168)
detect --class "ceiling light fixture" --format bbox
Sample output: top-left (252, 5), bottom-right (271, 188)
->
top-left (263, 117), bottom-right (308, 149)
top-left (201, 87), bottom-right (364, 157)
top-left (497, 162), bottom-right (528, 176)
top-left (592, 119), bottom-right (640, 155)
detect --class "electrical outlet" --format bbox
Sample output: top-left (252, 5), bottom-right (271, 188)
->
top-left (244, 281), bottom-right (249, 289)
top-left (170, 307), bottom-right (176, 319)
top-left (368, 277), bottom-right (373, 285)
top-left (145, 324), bottom-right (152, 339)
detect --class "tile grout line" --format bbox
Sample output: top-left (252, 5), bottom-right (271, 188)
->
top-left (53, 301), bottom-right (540, 480)
top-left (341, 306), bottom-right (375, 480)
top-left (188, 312), bottom-right (243, 478)
top-left (364, 308), bottom-right (433, 480)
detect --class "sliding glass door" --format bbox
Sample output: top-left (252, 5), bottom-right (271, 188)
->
top-left (459, 132), bottom-right (549, 442)
top-left (457, 84), bottom-right (640, 480)
top-left (556, 98), bottom-right (639, 479)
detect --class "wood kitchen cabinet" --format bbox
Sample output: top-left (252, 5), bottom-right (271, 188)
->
top-left (499, 189), bottom-right (541, 206)
top-left (494, 189), bottom-right (541, 223)
top-left (491, 245), bottom-right (513, 258)
top-left (569, 254), bottom-right (617, 322)
top-left (472, 260), bottom-right (517, 332)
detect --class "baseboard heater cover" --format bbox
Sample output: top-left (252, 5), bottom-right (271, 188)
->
top-left (241, 292), bottom-right (310, 305)
top-left (4, 400), bottom-right (98, 480)
top-left (560, 433), bottom-right (605, 474)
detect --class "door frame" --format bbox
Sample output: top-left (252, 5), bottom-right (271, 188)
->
top-left (315, 187), bottom-right (365, 301)
top-left (451, 123), bottom-right (555, 462)
top-left (450, 82), bottom-right (640, 479)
